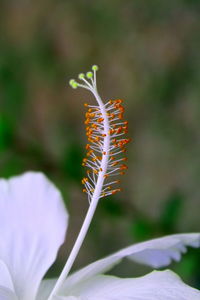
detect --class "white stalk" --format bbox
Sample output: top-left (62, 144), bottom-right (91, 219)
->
top-left (47, 87), bottom-right (110, 300)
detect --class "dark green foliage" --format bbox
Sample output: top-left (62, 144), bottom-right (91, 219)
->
top-left (159, 191), bottom-right (183, 233)
top-left (62, 142), bottom-right (84, 182)
top-left (101, 197), bottom-right (125, 218)
top-left (130, 217), bottom-right (154, 241)
top-left (0, 115), bottom-right (13, 152)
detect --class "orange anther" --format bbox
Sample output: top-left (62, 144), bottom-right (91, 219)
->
top-left (116, 127), bottom-right (122, 134)
top-left (94, 136), bottom-right (100, 142)
top-left (119, 106), bottom-right (124, 112)
top-left (111, 188), bottom-right (121, 195)
top-left (120, 164), bottom-right (128, 170)
top-left (81, 178), bottom-right (88, 184)
top-left (97, 118), bottom-right (104, 123)
top-left (125, 138), bottom-right (131, 144)
top-left (109, 129), bottom-right (115, 135)
top-left (115, 180), bottom-right (120, 183)
top-left (112, 161), bottom-right (119, 166)
top-left (92, 124), bottom-right (98, 129)
top-left (86, 150), bottom-right (93, 157)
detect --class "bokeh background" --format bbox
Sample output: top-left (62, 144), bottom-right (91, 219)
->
top-left (1, 0), bottom-right (200, 289)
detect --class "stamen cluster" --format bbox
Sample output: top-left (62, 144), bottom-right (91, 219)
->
top-left (69, 65), bottom-right (130, 203)
top-left (82, 99), bottom-right (130, 200)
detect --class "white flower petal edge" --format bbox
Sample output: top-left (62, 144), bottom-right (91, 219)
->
top-left (0, 260), bottom-right (15, 292)
top-left (37, 279), bottom-right (56, 300)
top-left (0, 172), bottom-right (68, 300)
top-left (58, 270), bottom-right (200, 300)
top-left (0, 287), bottom-right (18, 300)
top-left (62, 233), bottom-right (200, 290)
top-left (0, 261), bottom-right (17, 300)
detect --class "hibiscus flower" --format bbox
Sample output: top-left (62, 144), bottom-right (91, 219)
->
top-left (1, 66), bottom-right (199, 300)
top-left (0, 172), bottom-right (199, 300)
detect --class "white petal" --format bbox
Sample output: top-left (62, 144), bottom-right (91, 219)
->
top-left (37, 281), bottom-right (81, 300)
top-left (117, 233), bottom-right (200, 267)
top-left (0, 172), bottom-right (68, 300)
top-left (37, 279), bottom-right (56, 300)
top-left (55, 297), bottom-right (79, 300)
top-left (63, 233), bottom-right (200, 290)
top-left (0, 260), bottom-right (15, 292)
top-left (0, 287), bottom-right (18, 300)
top-left (37, 280), bottom-right (80, 300)
top-left (63, 270), bottom-right (200, 300)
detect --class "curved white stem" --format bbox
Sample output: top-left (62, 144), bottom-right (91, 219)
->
top-left (47, 89), bottom-right (110, 300)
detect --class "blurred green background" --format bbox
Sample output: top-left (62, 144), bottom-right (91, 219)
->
top-left (0, 0), bottom-right (200, 289)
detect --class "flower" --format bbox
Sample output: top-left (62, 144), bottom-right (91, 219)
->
top-left (1, 66), bottom-right (199, 300)
top-left (0, 171), bottom-right (199, 300)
